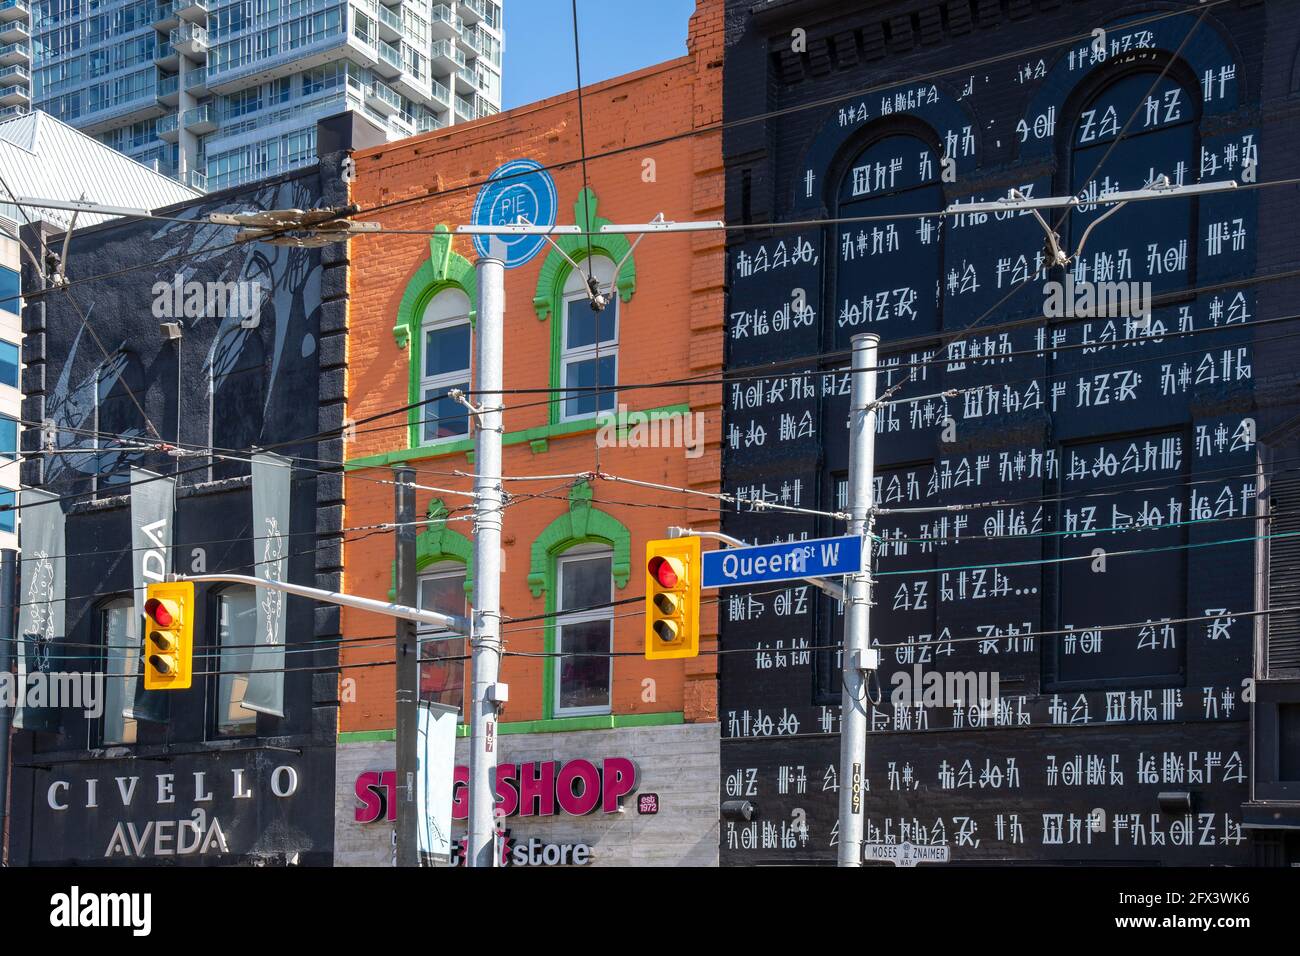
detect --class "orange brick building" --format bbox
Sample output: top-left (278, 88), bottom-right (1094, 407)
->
top-left (333, 1), bottom-right (724, 865)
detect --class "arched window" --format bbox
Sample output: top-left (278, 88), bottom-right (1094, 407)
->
top-left (417, 559), bottom-right (468, 714)
top-left (210, 325), bottom-right (265, 480)
top-left (835, 133), bottom-right (944, 342)
top-left (1068, 71), bottom-right (1198, 294)
top-left (560, 257), bottom-right (618, 421)
top-left (419, 288), bottom-right (472, 444)
top-left (554, 543), bottom-right (614, 716)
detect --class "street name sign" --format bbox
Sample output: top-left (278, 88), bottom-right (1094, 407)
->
top-left (863, 841), bottom-right (951, 866)
top-left (701, 535), bottom-right (864, 589)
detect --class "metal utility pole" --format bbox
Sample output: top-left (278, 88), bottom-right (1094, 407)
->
top-left (837, 332), bottom-right (880, 867)
top-left (393, 465), bottom-right (419, 867)
top-left (467, 244), bottom-right (506, 868)
top-left (0, 549), bottom-right (16, 863)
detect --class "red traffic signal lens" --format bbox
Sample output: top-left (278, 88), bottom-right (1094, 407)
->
top-left (648, 556), bottom-right (679, 588)
top-left (144, 597), bottom-right (174, 627)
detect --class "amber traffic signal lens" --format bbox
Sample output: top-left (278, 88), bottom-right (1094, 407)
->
top-left (150, 629), bottom-right (177, 652)
top-left (653, 592), bottom-right (679, 615)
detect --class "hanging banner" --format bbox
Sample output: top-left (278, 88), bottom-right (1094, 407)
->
top-left (243, 451), bottom-right (291, 717)
top-left (129, 468), bottom-right (175, 724)
top-left (416, 701), bottom-right (458, 867)
top-left (14, 488), bottom-right (66, 731)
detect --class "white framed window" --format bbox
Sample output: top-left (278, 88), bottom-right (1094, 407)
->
top-left (100, 598), bottom-right (137, 747)
top-left (418, 561), bottom-right (468, 715)
top-left (420, 289), bottom-right (472, 444)
top-left (214, 586), bottom-right (258, 738)
top-left (560, 257), bottom-right (618, 421)
top-left (554, 545), bottom-right (613, 716)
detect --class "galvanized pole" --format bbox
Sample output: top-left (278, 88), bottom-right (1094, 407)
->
top-left (837, 332), bottom-right (879, 867)
top-left (0, 549), bottom-right (16, 863)
top-left (467, 244), bottom-right (506, 868)
top-left (393, 464), bottom-right (419, 867)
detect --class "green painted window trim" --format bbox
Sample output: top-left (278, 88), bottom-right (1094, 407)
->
top-left (339, 711), bottom-right (684, 744)
top-left (344, 402), bottom-right (691, 471)
top-left (532, 188), bottom-right (637, 426)
top-left (338, 729), bottom-right (397, 743)
top-left (393, 225), bottom-right (478, 449)
top-left (527, 480), bottom-right (631, 720)
top-left (387, 498), bottom-right (474, 600)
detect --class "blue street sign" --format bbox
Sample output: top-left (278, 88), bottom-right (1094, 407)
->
top-left (701, 535), bottom-right (864, 589)
top-left (471, 158), bottom-right (557, 268)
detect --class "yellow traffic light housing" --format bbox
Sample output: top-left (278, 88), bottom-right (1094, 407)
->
top-left (143, 581), bottom-right (194, 690)
top-left (645, 537), bottom-right (700, 659)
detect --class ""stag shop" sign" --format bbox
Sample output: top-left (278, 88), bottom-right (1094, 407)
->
top-left (354, 757), bottom-right (638, 823)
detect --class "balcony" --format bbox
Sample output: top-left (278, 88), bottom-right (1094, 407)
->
top-left (183, 167), bottom-right (206, 191)
top-left (0, 0), bottom-right (29, 23)
top-left (153, 40), bottom-right (179, 70)
top-left (365, 79), bottom-right (400, 115)
top-left (184, 65), bottom-right (207, 94)
top-left (182, 102), bottom-right (215, 133)
top-left (0, 43), bottom-right (29, 67)
top-left (156, 112), bottom-right (180, 141)
top-left (156, 72), bottom-right (179, 105)
top-left (459, 0), bottom-right (486, 25)
top-left (0, 20), bottom-right (27, 44)
top-left (153, 0), bottom-right (180, 30)
top-left (431, 38), bottom-right (463, 71)
top-left (372, 39), bottom-right (401, 78)
top-left (376, 3), bottom-right (402, 42)
top-left (169, 23), bottom-right (207, 58)
top-left (175, 0), bottom-right (206, 23)
top-left (0, 103), bottom-right (25, 118)
top-left (0, 64), bottom-right (27, 85)
top-left (429, 4), bottom-right (460, 39)
top-left (0, 83), bottom-right (27, 107)
top-left (428, 77), bottom-right (450, 107)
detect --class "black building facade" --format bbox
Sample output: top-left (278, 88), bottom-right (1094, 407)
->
top-left (5, 121), bottom-right (358, 865)
top-left (721, 0), bottom-right (1300, 864)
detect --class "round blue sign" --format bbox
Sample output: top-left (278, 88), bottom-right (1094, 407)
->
top-left (471, 159), bottom-right (558, 268)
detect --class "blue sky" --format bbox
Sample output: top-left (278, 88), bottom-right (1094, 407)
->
top-left (501, 0), bottom-right (698, 111)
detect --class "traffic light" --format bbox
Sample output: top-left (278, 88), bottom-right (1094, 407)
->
top-left (645, 537), bottom-right (700, 659)
top-left (143, 581), bottom-right (194, 691)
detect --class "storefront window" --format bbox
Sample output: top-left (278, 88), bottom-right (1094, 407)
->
top-left (100, 598), bottom-right (137, 746)
top-left (215, 587), bottom-right (259, 737)
top-left (555, 547), bottom-right (613, 716)
top-left (418, 563), bottom-right (467, 714)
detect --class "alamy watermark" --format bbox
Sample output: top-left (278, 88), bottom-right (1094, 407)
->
top-left (595, 403), bottom-right (705, 459)
top-left (889, 664), bottom-right (1001, 713)
top-left (0, 670), bottom-right (103, 719)
top-left (1043, 274), bottom-right (1152, 321)
top-left (151, 274), bottom-right (264, 324)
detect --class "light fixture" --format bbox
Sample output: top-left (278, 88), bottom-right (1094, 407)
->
top-left (721, 799), bottom-right (756, 821)
top-left (1157, 791), bottom-right (1194, 814)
